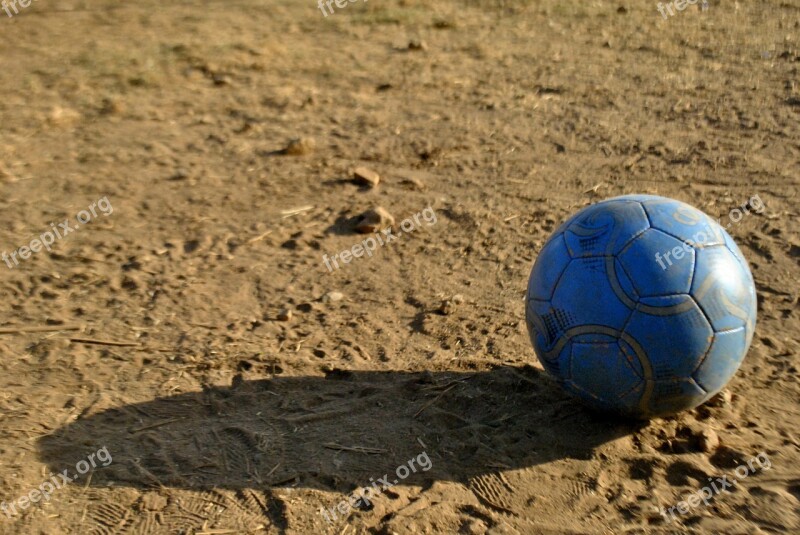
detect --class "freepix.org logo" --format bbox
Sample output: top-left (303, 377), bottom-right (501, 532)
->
top-left (657, 0), bottom-right (709, 20)
top-left (659, 451), bottom-right (771, 523)
top-left (322, 206), bottom-right (437, 272)
top-left (2, 197), bottom-right (113, 269)
top-left (1, 446), bottom-right (113, 519)
top-left (2, 0), bottom-right (40, 18)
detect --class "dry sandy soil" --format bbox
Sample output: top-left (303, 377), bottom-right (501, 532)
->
top-left (0, 0), bottom-right (799, 533)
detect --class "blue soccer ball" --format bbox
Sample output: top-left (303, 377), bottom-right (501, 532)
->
top-left (525, 195), bottom-right (757, 418)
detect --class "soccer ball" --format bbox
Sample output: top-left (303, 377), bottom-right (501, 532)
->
top-left (525, 195), bottom-right (756, 418)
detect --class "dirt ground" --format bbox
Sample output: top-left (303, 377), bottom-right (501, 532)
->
top-left (0, 0), bottom-right (798, 533)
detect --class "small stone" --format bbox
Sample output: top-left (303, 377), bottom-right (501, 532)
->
top-left (438, 295), bottom-right (464, 315)
top-left (721, 389), bottom-right (734, 404)
top-left (99, 97), bottom-right (125, 115)
top-left (212, 73), bottom-right (232, 86)
top-left (277, 309), bottom-right (292, 322)
top-left (353, 166), bottom-right (380, 188)
top-left (401, 176), bottom-right (425, 190)
top-left (141, 492), bottom-right (168, 511)
top-left (323, 291), bottom-right (344, 303)
top-left (697, 429), bottom-right (720, 452)
top-left (48, 106), bottom-right (81, 125)
top-left (408, 39), bottom-right (428, 51)
top-left (169, 168), bottom-right (190, 181)
top-left (354, 207), bottom-right (394, 234)
top-left (283, 137), bottom-right (315, 156)
top-left (707, 389), bottom-right (733, 408)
